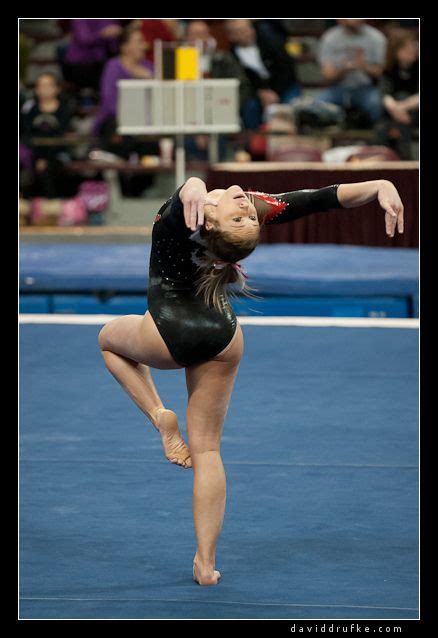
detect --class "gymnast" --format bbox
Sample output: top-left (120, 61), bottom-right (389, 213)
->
top-left (98, 177), bottom-right (404, 585)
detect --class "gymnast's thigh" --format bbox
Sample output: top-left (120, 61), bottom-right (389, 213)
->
top-left (184, 324), bottom-right (243, 453)
top-left (98, 312), bottom-right (183, 370)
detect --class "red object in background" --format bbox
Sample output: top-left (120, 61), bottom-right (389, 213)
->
top-left (204, 20), bottom-right (229, 51)
top-left (141, 19), bottom-right (176, 62)
top-left (249, 134), bottom-right (267, 159)
top-left (248, 125), bottom-right (268, 159)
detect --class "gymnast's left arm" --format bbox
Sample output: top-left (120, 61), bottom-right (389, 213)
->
top-left (337, 180), bottom-right (404, 238)
top-left (258, 180), bottom-right (404, 238)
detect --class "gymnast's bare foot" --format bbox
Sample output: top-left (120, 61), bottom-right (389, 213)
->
top-left (150, 407), bottom-right (192, 469)
top-left (193, 555), bottom-right (221, 585)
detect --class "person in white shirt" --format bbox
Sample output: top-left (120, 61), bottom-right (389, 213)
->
top-left (317, 19), bottom-right (387, 124)
top-left (225, 19), bottom-right (301, 129)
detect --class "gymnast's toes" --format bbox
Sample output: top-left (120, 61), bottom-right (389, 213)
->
top-left (164, 432), bottom-right (192, 468)
top-left (152, 408), bottom-right (192, 469)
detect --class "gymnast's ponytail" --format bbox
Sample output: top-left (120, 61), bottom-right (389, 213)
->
top-left (193, 220), bottom-right (261, 314)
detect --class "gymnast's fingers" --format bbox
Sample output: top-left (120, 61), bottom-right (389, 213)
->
top-left (190, 201), bottom-right (198, 231)
top-left (384, 205), bottom-right (397, 237)
top-left (183, 200), bottom-right (192, 228)
top-left (197, 200), bottom-right (205, 227)
top-left (385, 211), bottom-right (395, 237)
top-left (397, 204), bottom-right (404, 234)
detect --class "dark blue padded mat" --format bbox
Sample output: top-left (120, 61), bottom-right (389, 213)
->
top-left (20, 243), bottom-right (418, 297)
top-left (20, 324), bottom-right (418, 619)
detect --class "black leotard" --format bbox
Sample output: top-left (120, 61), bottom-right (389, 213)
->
top-left (147, 184), bottom-right (341, 367)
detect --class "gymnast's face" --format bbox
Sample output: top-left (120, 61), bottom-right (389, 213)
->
top-left (204, 185), bottom-right (260, 240)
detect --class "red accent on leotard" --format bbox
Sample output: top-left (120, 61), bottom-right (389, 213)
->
top-left (245, 191), bottom-right (288, 223)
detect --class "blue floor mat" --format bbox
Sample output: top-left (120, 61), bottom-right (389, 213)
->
top-left (19, 324), bottom-right (419, 619)
top-left (20, 243), bottom-right (418, 297)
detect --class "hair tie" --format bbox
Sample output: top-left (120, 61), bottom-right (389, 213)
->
top-left (232, 262), bottom-right (248, 279)
top-left (213, 260), bottom-right (248, 279)
top-left (213, 259), bottom-right (228, 270)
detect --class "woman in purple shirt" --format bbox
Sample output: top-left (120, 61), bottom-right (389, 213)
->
top-left (93, 27), bottom-right (153, 137)
top-left (93, 26), bottom-right (156, 197)
top-left (63, 19), bottom-right (123, 91)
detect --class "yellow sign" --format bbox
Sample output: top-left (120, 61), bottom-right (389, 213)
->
top-left (175, 47), bottom-right (199, 80)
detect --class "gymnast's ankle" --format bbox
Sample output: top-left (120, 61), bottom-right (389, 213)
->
top-left (194, 552), bottom-right (215, 572)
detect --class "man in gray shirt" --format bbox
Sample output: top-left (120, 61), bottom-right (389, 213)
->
top-left (317, 19), bottom-right (387, 124)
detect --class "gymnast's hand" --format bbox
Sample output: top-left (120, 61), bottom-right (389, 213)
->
top-left (377, 180), bottom-right (404, 238)
top-left (180, 177), bottom-right (210, 231)
top-left (338, 180), bottom-right (404, 239)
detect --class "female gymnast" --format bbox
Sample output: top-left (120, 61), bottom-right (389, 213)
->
top-left (98, 177), bottom-right (404, 585)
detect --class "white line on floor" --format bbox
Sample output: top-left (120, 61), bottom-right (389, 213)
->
top-left (19, 314), bottom-right (419, 329)
top-left (19, 596), bottom-right (417, 611)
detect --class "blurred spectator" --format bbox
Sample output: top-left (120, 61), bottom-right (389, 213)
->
top-left (252, 19), bottom-right (290, 46)
top-left (92, 27), bottom-right (157, 197)
top-left (185, 19), bottom-right (251, 89)
top-left (62, 20), bottom-right (122, 91)
top-left (92, 27), bottom-right (153, 138)
top-left (183, 20), bottom-right (251, 160)
top-left (376, 29), bottom-right (418, 159)
top-left (20, 73), bottom-right (77, 198)
top-left (224, 19), bottom-right (301, 130)
top-left (141, 19), bottom-right (178, 63)
top-left (185, 19), bottom-right (253, 108)
top-left (185, 20), bottom-right (223, 76)
top-left (317, 19), bottom-right (387, 126)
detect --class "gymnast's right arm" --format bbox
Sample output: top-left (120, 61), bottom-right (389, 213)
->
top-left (179, 177), bottom-right (208, 231)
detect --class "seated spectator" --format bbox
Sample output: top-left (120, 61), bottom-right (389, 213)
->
top-left (251, 19), bottom-right (290, 46)
top-left (183, 19), bottom-right (252, 160)
top-left (185, 20), bottom-right (250, 85)
top-left (224, 19), bottom-right (301, 130)
top-left (376, 29), bottom-right (418, 159)
top-left (185, 19), bottom-right (227, 76)
top-left (92, 26), bottom-right (157, 197)
top-left (20, 72), bottom-right (78, 198)
top-left (141, 19), bottom-right (178, 63)
top-left (317, 19), bottom-right (387, 126)
top-left (92, 26), bottom-right (153, 139)
top-left (62, 20), bottom-right (123, 92)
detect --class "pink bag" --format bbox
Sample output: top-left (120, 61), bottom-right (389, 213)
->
top-left (30, 197), bottom-right (88, 226)
top-left (58, 197), bottom-right (88, 226)
top-left (78, 180), bottom-right (110, 213)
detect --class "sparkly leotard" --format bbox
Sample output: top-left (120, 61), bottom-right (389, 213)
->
top-left (147, 184), bottom-right (340, 367)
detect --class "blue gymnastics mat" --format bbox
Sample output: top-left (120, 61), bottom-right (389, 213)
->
top-left (20, 243), bottom-right (418, 296)
top-left (19, 322), bottom-right (419, 620)
top-left (19, 243), bottom-right (418, 318)
top-left (18, 293), bottom-right (410, 319)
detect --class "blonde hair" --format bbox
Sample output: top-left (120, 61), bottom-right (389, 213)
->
top-left (194, 196), bottom-right (261, 312)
